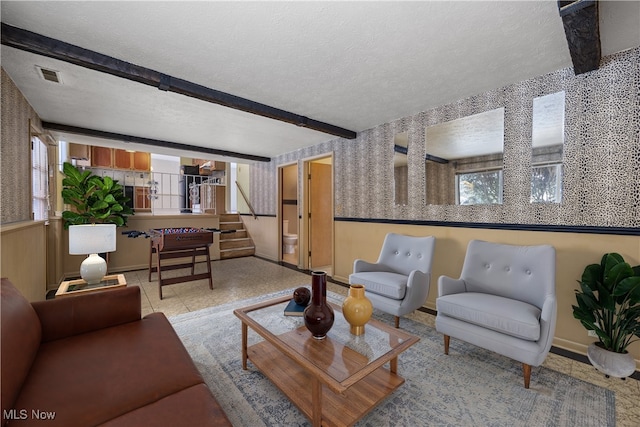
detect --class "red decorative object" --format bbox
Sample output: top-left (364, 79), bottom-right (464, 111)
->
top-left (303, 271), bottom-right (334, 339)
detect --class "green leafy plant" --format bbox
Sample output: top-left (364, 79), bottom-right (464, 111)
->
top-left (573, 253), bottom-right (640, 353)
top-left (61, 162), bottom-right (134, 229)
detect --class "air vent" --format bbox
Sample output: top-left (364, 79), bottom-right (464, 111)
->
top-left (36, 66), bottom-right (62, 84)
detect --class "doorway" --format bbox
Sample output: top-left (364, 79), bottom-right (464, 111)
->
top-left (280, 163), bottom-right (299, 265)
top-left (304, 155), bottom-right (333, 274)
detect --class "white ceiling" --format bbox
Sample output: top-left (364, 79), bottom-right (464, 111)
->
top-left (2, 1), bottom-right (639, 163)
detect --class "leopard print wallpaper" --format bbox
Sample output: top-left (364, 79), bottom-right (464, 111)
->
top-left (1, 69), bottom-right (41, 224)
top-left (252, 47), bottom-right (639, 229)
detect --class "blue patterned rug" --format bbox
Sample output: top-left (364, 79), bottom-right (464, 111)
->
top-left (169, 289), bottom-right (615, 426)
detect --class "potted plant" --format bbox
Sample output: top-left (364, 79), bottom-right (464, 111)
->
top-left (61, 162), bottom-right (134, 229)
top-left (572, 253), bottom-right (640, 378)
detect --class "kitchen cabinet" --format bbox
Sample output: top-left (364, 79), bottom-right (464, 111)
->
top-left (192, 159), bottom-right (225, 175)
top-left (111, 149), bottom-right (150, 171)
top-left (133, 151), bottom-right (151, 171)
top-left (68, 143), bottom-right (90, 160)
top-left (135, 186), bottom-right (151, 211)
top-left (91, 146), bottom-right (112, 168)
top-left (113, 149), bottom-right (132, 169)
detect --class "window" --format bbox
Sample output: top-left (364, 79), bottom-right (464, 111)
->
top-left (31, 136), bottom-right (49, 221)
top-left (531, 163), bottom-right (562, 203)
top-left (456, 170), bottom-right (503, 205)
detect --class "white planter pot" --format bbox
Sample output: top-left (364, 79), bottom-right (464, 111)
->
top-left (587, 342), bottom-right (636, 379)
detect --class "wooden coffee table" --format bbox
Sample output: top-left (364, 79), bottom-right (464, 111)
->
top-left (233, 295), bottom-right (419, 427)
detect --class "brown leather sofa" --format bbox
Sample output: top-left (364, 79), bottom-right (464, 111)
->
top-left (1, 278), bottom-right (231, 426)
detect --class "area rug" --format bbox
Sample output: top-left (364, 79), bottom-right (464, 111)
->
top-left (169, 289), bottom-right (615, 426)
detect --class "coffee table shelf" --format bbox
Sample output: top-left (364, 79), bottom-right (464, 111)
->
top-left (248, 337), bottom-right (405, 427)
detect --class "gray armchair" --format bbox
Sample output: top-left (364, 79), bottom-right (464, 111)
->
top-left (349, 233), bottom-right (436, 328)
top-left (435, 239), bottom-right (557, 388)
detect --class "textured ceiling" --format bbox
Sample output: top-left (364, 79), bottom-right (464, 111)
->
top-left (1, 1), bottom-right (639, 162)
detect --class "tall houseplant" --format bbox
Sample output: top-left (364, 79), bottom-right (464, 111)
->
top-left (61, 162), bottom-right (134, 229)
top-left (572, 253), bottom-right (640, 377)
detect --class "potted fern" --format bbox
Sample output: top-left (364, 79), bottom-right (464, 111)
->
top-left (572, 253), bottom-right (640, 378)
top-left (61, 162), bottom-right (133, 229)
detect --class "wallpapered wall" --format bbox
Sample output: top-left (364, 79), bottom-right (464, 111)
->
top-left (1, 68), bottom-right (41, 224)
top-left (251, 47), bottom-right (640, 229)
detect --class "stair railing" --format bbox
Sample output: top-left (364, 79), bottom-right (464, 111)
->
top-left (235, 181), bottom-right (257, 219)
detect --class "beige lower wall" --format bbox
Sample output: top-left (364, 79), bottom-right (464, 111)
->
top-left (334, 221), bottom-right (640, 367)
top-left (242, 215), bottom-right (279, 261)
top-left (245, 216), bottom-right (640, 367)
top-left (1, 221), bottom-right (48, 301)
top-left (60, 214), bottom-right (220, 280)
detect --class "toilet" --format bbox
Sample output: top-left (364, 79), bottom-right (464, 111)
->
top-left (282, 220), bottom-right (298, 254)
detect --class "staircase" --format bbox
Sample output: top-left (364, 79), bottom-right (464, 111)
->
top-left (218, 213), bottom-right (255, 259)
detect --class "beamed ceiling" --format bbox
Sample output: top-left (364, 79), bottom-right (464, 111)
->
top-left (1, 1), bottom-right (639, 163)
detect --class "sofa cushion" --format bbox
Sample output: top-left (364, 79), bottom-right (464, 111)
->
top-left (12, 313), bottom-right (207, 427)
top-left (98, 384), bottom-right (231, 426)
top-left (436, 292), bottom-right (541, 341)
top-left (1, 279), bottom-right (42, 419)
top-left (349, 272), bottom-right (407, 300)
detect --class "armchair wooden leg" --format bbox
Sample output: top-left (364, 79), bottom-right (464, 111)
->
top-left (444, 335), bottom-right (450, 355)
top-left (394, 316), bottom-right (400, 328)
top-left (523, 363), bottom-right (531, 389)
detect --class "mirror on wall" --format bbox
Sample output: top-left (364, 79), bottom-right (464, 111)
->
top-left (425, 107), bottom-right (505, 205)
top-left (394, 132), bottom-right (408, 206)
top-left (531, 91), bottom-right (565, 203)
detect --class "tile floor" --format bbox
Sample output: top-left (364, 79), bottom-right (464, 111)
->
top-left (124, 256), bottom-right (639, 426)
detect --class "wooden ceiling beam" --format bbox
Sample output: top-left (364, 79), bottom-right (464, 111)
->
top-left (41, 122), bottom-right (272, 163)
top-left (1, 23), bottom-right (357, 140)
top-left (557, 0), bottom-right (601, 75)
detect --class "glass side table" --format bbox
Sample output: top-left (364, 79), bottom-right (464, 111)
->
top-left (55, 274), bottom-right (126, 298)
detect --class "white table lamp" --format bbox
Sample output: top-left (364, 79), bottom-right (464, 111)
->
top-left (69, 224), bottom-right (117, 284)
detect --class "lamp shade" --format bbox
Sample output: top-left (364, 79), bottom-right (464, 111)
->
top-left (69, 224), bottom-right (117, 255)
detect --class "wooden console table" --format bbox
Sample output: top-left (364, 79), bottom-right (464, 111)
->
top-left (148, 228), bottom-right (214, 299)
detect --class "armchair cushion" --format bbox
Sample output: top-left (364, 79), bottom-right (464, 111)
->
top-left (436, 293), bottom-right (541, 341)
top-left (351, 271), bottom-right (408, 300)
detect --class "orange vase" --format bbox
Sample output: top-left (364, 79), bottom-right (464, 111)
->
top-left (342, 284), bottom-right (373, 335)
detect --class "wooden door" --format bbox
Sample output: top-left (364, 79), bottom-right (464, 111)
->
top-left (309, 161), bottom-right (332, 269)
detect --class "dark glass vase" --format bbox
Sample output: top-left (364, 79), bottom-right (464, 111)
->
top-left (303, 271), bottom-right (334, 340)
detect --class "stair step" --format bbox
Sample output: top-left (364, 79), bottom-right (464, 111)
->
top-left (220, 238), bottom-right (253, 250)
top-left (220, 247), bottom-right (255, 259)
top-left (220, 230), bottom-right (247, 240)
top-left (219, 222), bottom-right (243, 231)
top-left (217, 213), bottom-right (254, 259)
top-left (219, 213), bottom-right (241, 222)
